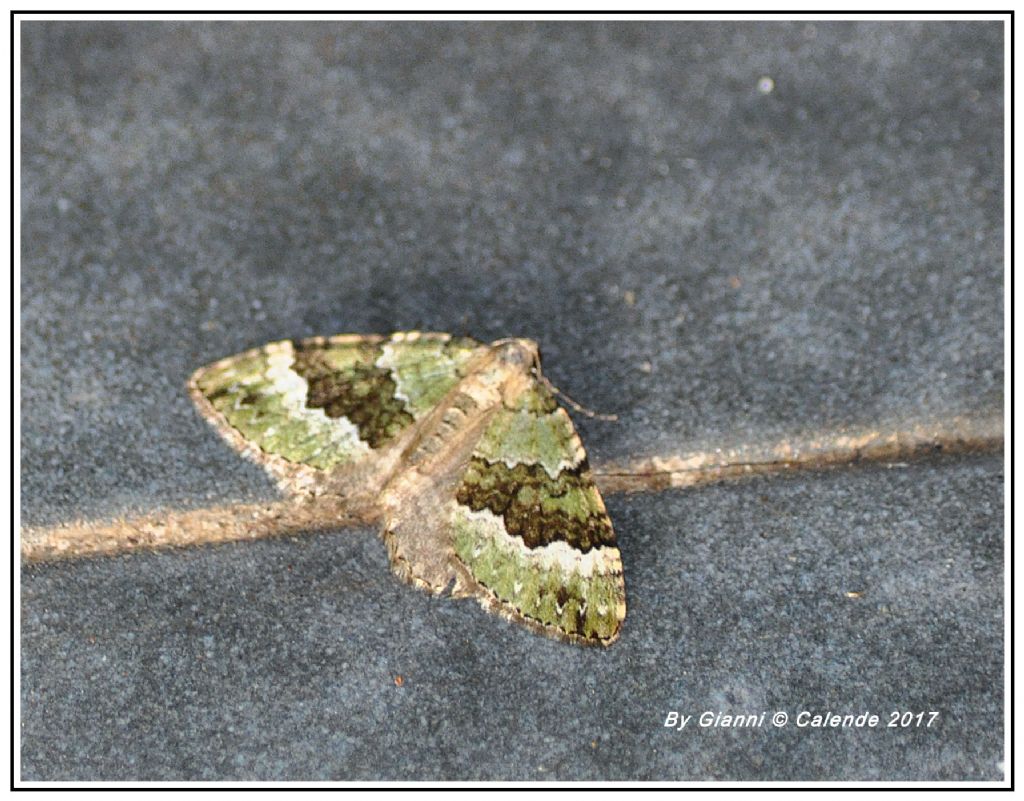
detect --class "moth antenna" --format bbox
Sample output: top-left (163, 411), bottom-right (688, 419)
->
top-left (537, 374), bottom-right (618, 422)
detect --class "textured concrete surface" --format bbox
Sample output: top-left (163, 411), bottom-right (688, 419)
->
top-left (20, 21), bottom-right (1003, 527)
top-left (20, 21), bottom-right (1004, 781)
top-left (22, 456), bottom-right (1004, 781)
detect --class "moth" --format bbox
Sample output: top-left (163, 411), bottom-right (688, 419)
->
top-left (188, 332), bottom-right (626, 645)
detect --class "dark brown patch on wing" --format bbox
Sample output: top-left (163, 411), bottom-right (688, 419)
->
top-left (291, 346), bottom-right (414, 448)
top-left (455, 457), bottom-right (615, 553)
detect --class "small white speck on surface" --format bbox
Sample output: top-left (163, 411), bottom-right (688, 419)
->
top-left (504, 148), bottom-right (525, 167)
top-left (758, 75), bottom-right (775, 94)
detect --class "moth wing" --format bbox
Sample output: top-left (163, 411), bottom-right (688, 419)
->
top-left (381, 379), bottom-right (626, 645)
top-left (188, 332), bottom-right (484, 503)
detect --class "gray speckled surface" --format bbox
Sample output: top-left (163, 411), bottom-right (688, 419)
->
top-left (20, 21), bottom-right (1004, 781)
top-left (22, 457), bottom-right (1003, 781)
top-left (21, 20), bottom-right (1002, 526)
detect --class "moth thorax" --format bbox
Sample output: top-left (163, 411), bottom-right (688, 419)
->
top-left (490, 338), bottom-right (540, 372)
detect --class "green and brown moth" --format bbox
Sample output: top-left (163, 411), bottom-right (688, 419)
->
top-left (188, 332), bottom-right (625, 645)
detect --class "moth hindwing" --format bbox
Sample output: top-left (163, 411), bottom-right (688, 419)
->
top-left (189, 332), bottom-right (625, 645)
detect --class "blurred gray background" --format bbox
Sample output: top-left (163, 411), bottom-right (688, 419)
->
top-left (21, 21), bottom-right (1004, 781)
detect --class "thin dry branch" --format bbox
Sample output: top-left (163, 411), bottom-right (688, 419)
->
top-left (21, 412), bottom-right (1003, 565)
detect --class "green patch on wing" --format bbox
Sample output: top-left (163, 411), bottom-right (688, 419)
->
top-left (451, 505), bottom-right (623, 642)
top-left (473, 383), bottom-right (584, 478)
top-left (195, 344), bottom-right (373, 469)
top-left (376, 335), bottom-right (482, 415)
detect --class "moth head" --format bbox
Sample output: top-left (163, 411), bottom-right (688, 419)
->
top-left (491, 337), bottom-right (542, 375)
